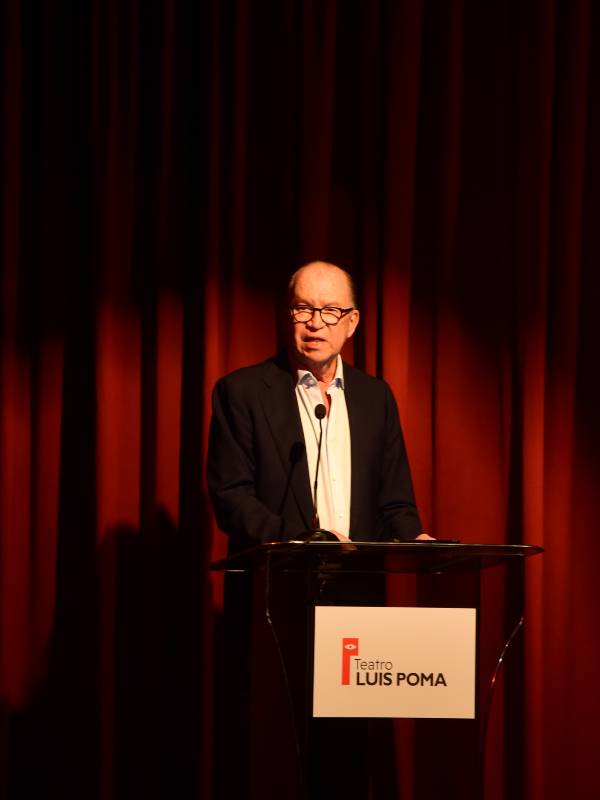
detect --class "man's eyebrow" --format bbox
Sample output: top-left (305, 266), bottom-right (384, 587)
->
top-left (292, 299), bottom-right (345, 306)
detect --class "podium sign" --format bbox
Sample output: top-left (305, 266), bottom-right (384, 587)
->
top-left (313, 605), bottom-right (477, 719)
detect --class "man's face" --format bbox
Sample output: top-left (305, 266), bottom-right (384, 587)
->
top-left (287, 264), bottom-right (360, 373)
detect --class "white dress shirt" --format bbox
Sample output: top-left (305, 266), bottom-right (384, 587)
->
top-left (295, 356), bottom-right (351, 536)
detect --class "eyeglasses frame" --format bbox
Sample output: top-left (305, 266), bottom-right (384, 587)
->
top-left (289, 304), bottom-right (355, 326)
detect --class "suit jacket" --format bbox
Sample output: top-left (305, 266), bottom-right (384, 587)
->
top-left (207, 353), bottom-right (422, 549)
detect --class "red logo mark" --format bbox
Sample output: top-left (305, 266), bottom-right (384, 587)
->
top-left (341, 638), bottom-right (359, 685)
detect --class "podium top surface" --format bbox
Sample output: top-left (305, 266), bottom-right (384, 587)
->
top-left (210, 540), bottom-right (543, 575)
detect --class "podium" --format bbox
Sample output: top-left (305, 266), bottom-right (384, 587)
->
top-left (211, 541), bottom-right (542, 799)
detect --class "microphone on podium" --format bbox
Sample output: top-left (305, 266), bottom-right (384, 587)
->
top-left (303, 403), bottom-right (342, 542)
top-left (311, 403), bottom-right (326, 529)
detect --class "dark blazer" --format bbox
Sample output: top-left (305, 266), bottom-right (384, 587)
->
top-left (207, 354), bottom-right (422, 549)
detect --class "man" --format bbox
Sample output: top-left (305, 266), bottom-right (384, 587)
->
top-left (208, 262), bottom-right (429, 798)
top-left (208, 260), bottom-right (430, 548)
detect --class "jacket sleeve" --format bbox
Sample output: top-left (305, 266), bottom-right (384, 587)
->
top-left (375, 382), bottom-right (423, 540)
top-left (207, 375), bottom-right (285, 545)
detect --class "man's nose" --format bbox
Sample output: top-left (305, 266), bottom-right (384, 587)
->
top-left (307, 310), bottom-right (325, 329)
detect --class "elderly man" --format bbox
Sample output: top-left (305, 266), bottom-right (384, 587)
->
top-left (209, 262), bottom-right (430, 798)
top-left (208, 260), bottom-right (429, 549)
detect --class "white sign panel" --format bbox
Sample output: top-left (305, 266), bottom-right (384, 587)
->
top-left (313, 606), bottom-right (476, 719)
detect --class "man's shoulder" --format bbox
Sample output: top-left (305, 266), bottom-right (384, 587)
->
top-left (214, 354), bottom-right (292, 391)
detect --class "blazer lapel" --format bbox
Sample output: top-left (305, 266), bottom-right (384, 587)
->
top-left (344, 363), bottom-right (371, 536)
top-left (260, 358), bottom-right (313, 531)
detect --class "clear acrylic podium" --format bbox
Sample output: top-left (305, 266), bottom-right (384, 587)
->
top-left (211, 541), bottom-right (542, 800)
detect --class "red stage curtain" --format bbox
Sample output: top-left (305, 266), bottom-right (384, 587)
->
top-left (1, 2), bottom-right (599, 798)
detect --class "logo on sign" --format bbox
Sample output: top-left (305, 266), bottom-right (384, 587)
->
top-left (340, 637), bottom-right (448, 688)
top-left (341, 638), bottom-right (359, 685)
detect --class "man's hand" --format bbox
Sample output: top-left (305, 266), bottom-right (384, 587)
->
top-left (330, 530), bottom-right (351, 542)
top-left (329, 530), bottom-right (358, 552)
top-left (415, 533), bottom-right (436, 540)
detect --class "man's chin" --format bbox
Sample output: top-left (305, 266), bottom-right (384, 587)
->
top-left (289, 349), bottom-right (334, 372)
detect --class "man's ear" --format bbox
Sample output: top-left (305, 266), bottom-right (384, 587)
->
top-left (347, 308), bottom-right (360, 337)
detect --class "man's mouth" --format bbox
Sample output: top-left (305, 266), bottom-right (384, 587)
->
top-left (304, 336), bottom-right (326, 346)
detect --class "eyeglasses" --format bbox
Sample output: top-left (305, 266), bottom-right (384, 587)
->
top-left (290, 304), bottom-right (354, 326)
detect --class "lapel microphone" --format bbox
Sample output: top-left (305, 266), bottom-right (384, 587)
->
top-left (311, 403), bottom-right (327, 529)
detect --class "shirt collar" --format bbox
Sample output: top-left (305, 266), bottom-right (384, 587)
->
top-left (296, 355), bottom-right (345, 390)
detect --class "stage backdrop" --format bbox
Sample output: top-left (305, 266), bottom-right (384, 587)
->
top-left (1, 1), bottom-right (599, 798)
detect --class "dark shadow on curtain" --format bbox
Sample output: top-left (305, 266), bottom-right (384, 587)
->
top-left (7, 509), bottom-right (212, 800)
